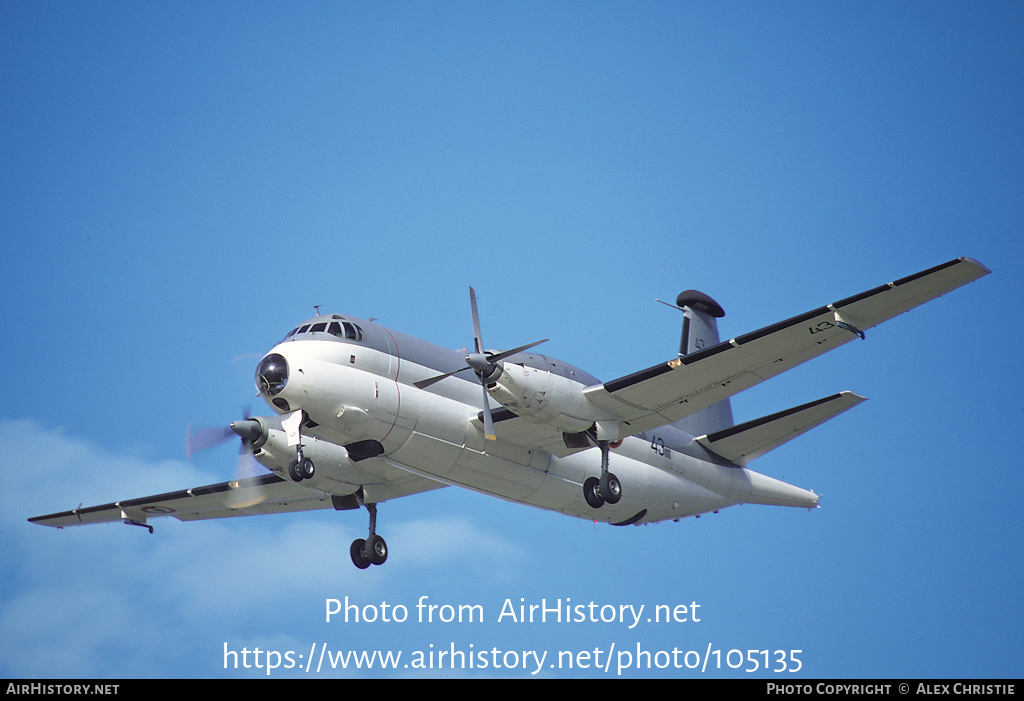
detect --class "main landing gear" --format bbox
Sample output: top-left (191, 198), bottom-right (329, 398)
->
top-left (282, 417), bottom-right (387, 569)
top-left (350, 498), bottom-right (387, 569)
top-left (286, 416), bottom-right (315, 482)
top-left (583, 440), bottom-right (622, 509)
top-left (288, 446), bottom-right (315, 482)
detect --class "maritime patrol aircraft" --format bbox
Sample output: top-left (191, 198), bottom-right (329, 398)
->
top-left (30, 258), bottom-right (989, 569)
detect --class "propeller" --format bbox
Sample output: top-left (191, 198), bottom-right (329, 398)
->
top-left (185, 424), bottom-right (234, 458)
top-left (414, 287), bottom-right (547, 440)
top-left (186, 408), bottom-right (271, 508)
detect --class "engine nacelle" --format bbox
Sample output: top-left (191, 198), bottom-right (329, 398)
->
top-left (243, 414), bottom-right (389, 492)
top-left (242, 415), bottom-right (293, 470)
top-left (486, 362), bottom-right (595, 433)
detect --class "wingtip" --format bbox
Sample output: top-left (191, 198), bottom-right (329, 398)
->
top-left (959, 256), bottom-right (991, 276)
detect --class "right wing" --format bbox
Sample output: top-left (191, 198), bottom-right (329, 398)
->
top-left (29, 469), bottom-right (445, 530)
top-left (584, 257), bottom-right (989, 437)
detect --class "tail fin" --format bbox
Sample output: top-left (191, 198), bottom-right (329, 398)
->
top-left (667, 290), bottom-right (735, 436)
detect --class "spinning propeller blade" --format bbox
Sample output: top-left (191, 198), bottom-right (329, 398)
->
top-left (185, 425), bottom-right (233, 458)
top-left (187, 410), bottom-right (271, 507)
top-left (225, 443), bottom-right (270, 509)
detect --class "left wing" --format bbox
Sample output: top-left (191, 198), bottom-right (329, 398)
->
top-left (29, 471), bottom-right (445, 530)
top-left (584, 257), bottom-right (989, 437)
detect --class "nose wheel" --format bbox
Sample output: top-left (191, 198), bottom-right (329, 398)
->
top-left (350, 499), bottom-right (387, 569)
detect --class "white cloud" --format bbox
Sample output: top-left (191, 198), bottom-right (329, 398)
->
top-left (389, 516), bottom-right (527, 573)
top-left (0, 419), bottom-right (534, 677)
top-left (3, 418), bottom-right (217, 527)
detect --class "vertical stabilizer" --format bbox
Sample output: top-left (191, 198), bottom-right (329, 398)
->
top-left (670, 290), bottom-right (735, 437)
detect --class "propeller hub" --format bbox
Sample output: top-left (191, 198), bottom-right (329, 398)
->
top-left (466, 353), bottom-right (494, 375)
top-left (230, 419), bottom-right (265, 448)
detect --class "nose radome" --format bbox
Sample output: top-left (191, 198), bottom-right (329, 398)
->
top-left (256, 353), bottom-right (289, 397)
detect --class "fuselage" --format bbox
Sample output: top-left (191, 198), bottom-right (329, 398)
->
top-left (249, 313), bottom-right (818, 526)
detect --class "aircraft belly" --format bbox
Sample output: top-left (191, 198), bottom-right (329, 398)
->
top-left (407, 388), bottom-right (469, 448)
top-left (454, 448), bottom-right (549, 501)
top-left (380, 446), bottom-right (543, 503)
top-left (389, 431), bottom-right (464, 477)
top-left (663, 450), bottom-right (753, 505)
top-left (385, 381), bottom-right (563, 501)
top-left (383, 424), bottom-right (746, 523)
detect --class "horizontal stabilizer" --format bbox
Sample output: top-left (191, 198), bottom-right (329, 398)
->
top-left (696, 391), bottom-right (867, 465)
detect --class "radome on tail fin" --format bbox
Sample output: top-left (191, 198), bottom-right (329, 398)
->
top-left (663, 290), bottom-right (735, 438)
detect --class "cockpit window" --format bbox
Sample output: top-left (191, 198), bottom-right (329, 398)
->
top-left (328, 320), bottom-right (363, 341)
top-left (285, 317), bottom-right (365, 343)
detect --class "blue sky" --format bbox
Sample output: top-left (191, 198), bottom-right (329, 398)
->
top-left (2, 1), bottom-right (1021, 679)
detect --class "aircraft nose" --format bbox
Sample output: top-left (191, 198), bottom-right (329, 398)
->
top-left (255, 353), bottom-right (289, 397)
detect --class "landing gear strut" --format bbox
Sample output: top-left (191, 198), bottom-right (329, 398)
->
top-left (583, 440), bottom-right (621, 509)
top-left (350, 498), bottom-right (387, 569)
top-left (285, 413), bottom-right (315, 482)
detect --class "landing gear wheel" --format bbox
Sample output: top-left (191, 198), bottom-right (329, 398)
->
top-left (350, 539), bottom-right (371, 569)
top-left (349, 498), bottom-right (388, 569)
top-left (365, 534), bottom-right (388, 565)
top-left (583, 477), bottom-right (604, 508)
top-left (288, 457), bottom-right (315, 481)
top-left (600, 472), bottom-right (622, 504)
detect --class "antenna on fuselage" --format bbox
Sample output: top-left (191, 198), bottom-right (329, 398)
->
top-left (314, 305), bottom-right (322, 315)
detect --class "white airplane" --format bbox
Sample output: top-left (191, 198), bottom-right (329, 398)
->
top-left (31, 258), bottom-right (989, 569)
